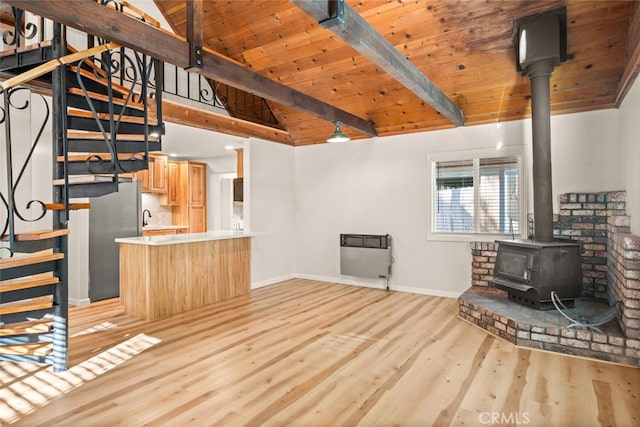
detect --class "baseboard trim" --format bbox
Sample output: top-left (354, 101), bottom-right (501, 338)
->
top-left (69, 297), bottom-right (91, 307)
top-left (293, 274), bottom-right (462, 299)
top-left (251, 273), bottom-right (298, 289)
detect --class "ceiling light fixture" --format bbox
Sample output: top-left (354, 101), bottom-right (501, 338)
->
top-left (327, 120), bottom-right (350, 143)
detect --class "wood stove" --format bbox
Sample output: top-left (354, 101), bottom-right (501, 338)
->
top-left (492, 8), bottom-right (583, 310)
top-left (492, 239), bottom-right (582, 310)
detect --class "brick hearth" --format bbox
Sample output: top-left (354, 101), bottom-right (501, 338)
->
top-left (459, 191), bottom-right (640, 367)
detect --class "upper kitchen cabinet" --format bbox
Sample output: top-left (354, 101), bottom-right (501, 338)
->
top-left (135, 153), bottom-right (168, 193)
top-left (172, 161), bottom-right (207, 233)
top-left (160, 160), bottom-right (180, 206)
top-left (149, 153), bottom-right (168, 193)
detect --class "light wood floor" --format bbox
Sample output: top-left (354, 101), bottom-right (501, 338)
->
top-left (1, 279), bottom-right (639, 426)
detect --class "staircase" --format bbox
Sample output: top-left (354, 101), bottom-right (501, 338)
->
top-left (1, 9), bottom-right (162, 371)
top-left (0, 231), bottom-right (67, 365)
top-left (57, 42), bottom-right (162, 199)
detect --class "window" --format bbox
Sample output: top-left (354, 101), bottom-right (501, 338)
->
top-left (431, 154), bottom-right (522, 237)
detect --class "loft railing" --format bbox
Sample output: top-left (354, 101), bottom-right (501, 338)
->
top-left (162, 64), bottom-right (280, 127)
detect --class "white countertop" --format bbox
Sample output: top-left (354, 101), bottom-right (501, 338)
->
top-left (116, 230), bottom-right (255, 245)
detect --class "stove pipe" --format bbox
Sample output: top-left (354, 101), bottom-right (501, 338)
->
top-left (524, 59), bottom-right (555, 242)
top-left (515, 7), bottom-right (566, 242)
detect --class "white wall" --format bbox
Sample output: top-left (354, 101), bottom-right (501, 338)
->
top-left (619, 77), bottom-right (640, 234)
top-left (245, 138), bottom-right (297, 287)
top-left (548, 109), bottom-right (622, 211)
top-left (294, 110), bottom-right (624, 296)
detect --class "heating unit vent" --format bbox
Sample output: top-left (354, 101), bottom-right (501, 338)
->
top-left (340, 234), bottom-right (392, 279)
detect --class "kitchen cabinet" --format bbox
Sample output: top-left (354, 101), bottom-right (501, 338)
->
top-left (136, 167), bottom-right (150, 192)
top-left (142, 228), bottom-right (177, 237)
top-left (149, 153), bottom-right (168, 193)
top-left (160, 160), bottom-right (180, 206)
top-left (135, 153), bottom-right (167, 193)
top-left (141, 225), bottom-right (188, 236)
top-left (235, 148), bottom-right (243, 178)
top-left (188, 205), bottom-right (206, 233)
top-left (172, 161), bottom-right (207, 233)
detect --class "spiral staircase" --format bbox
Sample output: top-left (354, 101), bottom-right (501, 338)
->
top-left (1, 5), bottom-right (162, 371)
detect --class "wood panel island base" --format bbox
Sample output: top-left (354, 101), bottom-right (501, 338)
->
top-left (116, 231), bottom-right (252, 320)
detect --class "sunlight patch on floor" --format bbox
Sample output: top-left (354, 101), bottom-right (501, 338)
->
top-left (0, 333), bottom-right (160, 424)
top-left (70, 321), bottom-right (119, 337)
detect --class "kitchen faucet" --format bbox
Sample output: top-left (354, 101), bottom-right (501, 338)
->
top-left (142, 209), bottom-right (152, 227)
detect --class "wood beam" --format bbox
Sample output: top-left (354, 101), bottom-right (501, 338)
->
top-left (292, 0), bottom-right (465, 127)
top-left (5, 0), bottom-right (377, 137)
top-left (162, 98), bottom-right (293, 145)
top-left (186, 0), bottom-right (203, 70)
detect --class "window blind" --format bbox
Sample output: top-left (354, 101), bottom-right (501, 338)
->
top-left (433, 156), bottom-right (519, 234)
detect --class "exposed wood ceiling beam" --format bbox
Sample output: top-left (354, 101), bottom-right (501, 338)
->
top-left (292, 0), bottom-right (465, 127)
top-left (186, 0), bottom-right (203, 70)
top-left (162, 98), bottom-right (293, 145)
top-left (5, 0), bottom-right (377, 138)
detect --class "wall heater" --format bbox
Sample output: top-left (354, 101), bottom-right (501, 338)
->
top-left (340, 234), bottom-right (392, 289)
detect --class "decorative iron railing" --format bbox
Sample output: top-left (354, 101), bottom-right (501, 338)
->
top-left (0, 88), bottom-right (49, 257)
top-left (162, 64), bottom-right (280, 127)
top-left (1, 6), bottom-right (48, 49)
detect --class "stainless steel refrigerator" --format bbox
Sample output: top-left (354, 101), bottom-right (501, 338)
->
top-left (88, 180), bottom-right (142, 301)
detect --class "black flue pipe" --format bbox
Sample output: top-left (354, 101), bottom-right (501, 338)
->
top-left (524, 58), bottom-right (556, 242)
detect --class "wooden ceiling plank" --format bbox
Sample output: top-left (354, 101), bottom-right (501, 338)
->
top-left (292, 0), bottom-right (464, 127)
top-left (5, 0), bottom-right (377, 138)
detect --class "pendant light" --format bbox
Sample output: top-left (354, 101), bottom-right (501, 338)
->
top-left (327, 120), bottom-right (350, 143)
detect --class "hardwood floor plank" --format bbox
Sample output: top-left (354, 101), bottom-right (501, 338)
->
top-left (2, 280), bottom-right (638, 426)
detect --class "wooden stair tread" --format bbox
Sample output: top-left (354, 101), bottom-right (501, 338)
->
top-left (67, 108), bottom-right (151, 124)
top-left (1, 273), bottom-right (59, 292)
top-left (66, 130), bottom-right (160, 142)
top-left (46, 203), bottom-right (92, 211)
top-left (58, 153), bottom-right (145, 162)
top-left (1, 229), bottom-right (69, 242)
top-left (0, 319), bottom-right (52, 336)
top-left (0, 342), bottom-right (53, 356)
top-left (52, 175), bottom-right (122, 186)
top-left (69, 65), bottom-right (142, 100)
top-left (0, 296), bottom-right (53, 315)
top-left (67, 87), bottom-right (153, 113)
top-left (0, 252), bottom-right (64, 270)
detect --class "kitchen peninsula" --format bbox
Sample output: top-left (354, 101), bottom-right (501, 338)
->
top-left (116, 231), bottom-right (252, 320)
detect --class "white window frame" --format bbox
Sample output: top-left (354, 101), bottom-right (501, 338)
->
top-left (426, 146), bottom-right (527, 242)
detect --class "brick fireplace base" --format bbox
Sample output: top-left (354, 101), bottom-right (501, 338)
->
top-left (461, 191), bottom-right (640, 367)
top-left (458, 286), bottom-right (640, 367)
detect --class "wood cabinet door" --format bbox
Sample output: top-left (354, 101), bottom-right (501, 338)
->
top-left (135, 168), bottom-right (150, 192)
top-left (160, 161), bottom-right (180, 205)
top-left (150, 154), bottom-right (168, 193)
top-left (188, 162), bottom-right (206, 205)
top-left (189, 205), bottom-right (206, 233)
top-left (142, 228), bottom-right (178, 237)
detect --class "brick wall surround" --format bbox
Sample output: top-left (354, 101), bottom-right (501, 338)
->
top-left (462, 191), bottom-right (640, 366)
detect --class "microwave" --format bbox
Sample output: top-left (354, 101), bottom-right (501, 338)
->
top-left (233, 178), bottom-right (243, 202)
